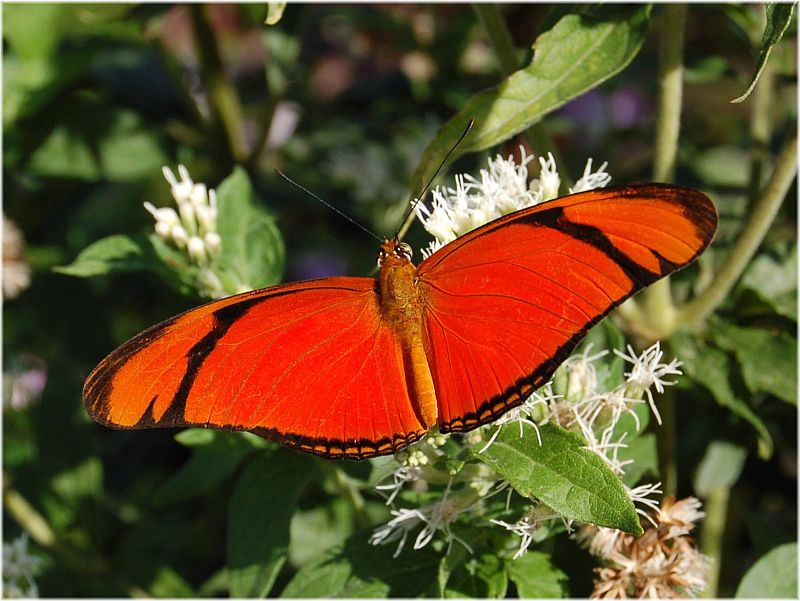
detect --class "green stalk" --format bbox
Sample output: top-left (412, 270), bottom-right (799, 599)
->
top-left (189, 5), bottom-right (249, 165)
top-left (699, 486), bottom-right (729, 597)
top-left (639, 4), bottom-right (687, 341)
top-left (646, 4), bottom-right (686, 500)
top-left (324, 464), bottom-right (370, 529)
top-left (747, 5), bottom-right (772, 205)
top-left (472, 4), bottom-right (569, 184)
top-left (679, 133), bottom-right (797, 327)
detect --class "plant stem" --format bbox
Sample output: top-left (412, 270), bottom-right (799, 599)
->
top-left (3, 486), bottom-right (57, 548)
top-left (679, 133), bottom-right (798, 327)
top-left (328, 465), bottom-right (370, 529)
top-left (652, 4), bottom-right (686, 183)
top-left (656, 387), bottom-right (678, 497)
top-left (189, 5), bottom-right (249, 165)
top-left (639, 4), bottom-right (687, 341)
top-left (699, 486), bottom-right (729, 597)
top-left (747, 6), bottom-right (774, 205)
top-left (646, 4), bottom-right (686, 500)
top-left (472, 4), bottom-right (569, 183)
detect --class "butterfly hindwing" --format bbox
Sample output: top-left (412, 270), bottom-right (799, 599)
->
top-left (417, 184), bottom-right (717, 432)
top-left (84, 278), bottom-right (427, 459)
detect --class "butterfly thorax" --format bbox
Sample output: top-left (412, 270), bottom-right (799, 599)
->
top-left (377, 238), bottom-right (422, 332)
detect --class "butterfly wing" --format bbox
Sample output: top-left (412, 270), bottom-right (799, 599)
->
top-left (84, 278), bottom-right (427, 459)
top-left (417, 184), bottom-right (717, 432)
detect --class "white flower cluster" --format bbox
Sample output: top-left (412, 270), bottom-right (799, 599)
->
top-left (145, 165), bottom-right (222, 265)
top-left (3, 535), bottom-right (41, 598)
top-left (414, 148), bottom-right (610, 258)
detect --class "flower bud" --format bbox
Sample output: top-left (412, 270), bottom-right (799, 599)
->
top-left (187, 236), bottom-right (206, 262)
top-left (204, 232), bottom-right (222, 256)
top-left (171, 224), bottom-right (188, 247)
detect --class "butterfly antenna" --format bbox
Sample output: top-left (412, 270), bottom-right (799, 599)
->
top-left (394, 117), bottom-right (475, 240)
top-left (274, 169), bottom-right (382, 242)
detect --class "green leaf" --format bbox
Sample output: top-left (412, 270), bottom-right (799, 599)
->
top-left (507, 551), bottom-right (568, 598)
top-left (265, 3), bottom-right (287, 25)
top-left (445, 553), bottom-right (507, 598)
top-left (280, 530), bottom-right (440, 598)
top-left (288, 498), bottom-right (355, 567)
top-left (731, 3), bottom-right (796, 103)
top-left (670, 332), bottom-right (774, 459)
top-left (148, 566), bottom-right (195, 598)
top-left (214, 167), bottom-right (285, 294)
top-left (476, 423), bottom-right (642, 534)
top-left (736, 543), bottom-right (797, 597)
top-left (712, 320), bottom-right (797, 405)
top-left (692, 145), bottom-right (751, 187)
top-left (739, 244), bottom-right (797, 320)
top-left (694, 440), bottom-right (748, 497)
top-left (28, 108), bottom-right (168, 181)
top-left (154, 432), bottom-right (264, 505)
top-left (228, 451), bottom-right (315, 598)
top-left (54, 234), bottom-right (178, 278)
top-left (410, 5), bottom-right (651, 194)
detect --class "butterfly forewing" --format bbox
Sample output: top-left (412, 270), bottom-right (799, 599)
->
top-left (417, 184), bottom-right (717, 432)
top-left (84, 278), bottom-right (427, 459)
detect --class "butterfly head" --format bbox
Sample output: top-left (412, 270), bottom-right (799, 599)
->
top-left (377, 238), bottom-right (413, 267)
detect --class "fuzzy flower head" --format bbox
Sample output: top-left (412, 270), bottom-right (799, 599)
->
top-left (577, 496), bottom-right (709, 598)
top-left (3, 216), bottom-right (32, 300)
top-left (3, 535), bottom-right (41, 598)
top-left (415, 148), bottom-right (611, 258)
top-left (146, 165), bottom-right (222, 265)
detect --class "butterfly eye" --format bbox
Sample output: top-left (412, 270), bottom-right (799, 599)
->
top-left (395, 242), bottom-right (413, 261)
top-left (376, 249), bottom-right (387, 266)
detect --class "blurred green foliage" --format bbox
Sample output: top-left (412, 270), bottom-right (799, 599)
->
top-left (3, 4), bottom-right (796, 598)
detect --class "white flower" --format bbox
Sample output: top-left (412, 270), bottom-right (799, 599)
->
top-left (615, 342), bottom-right (683, 426)
top-left (370, 480), bottom-right (474, 556)
top-left (491, 503), bottom-right (565, 559)
top-left (416, 149), bottom-right (612, 258)
top-left (3, 535), bottom-right (41, 598)
top-left (479, 385), bottom-right (558, 453)
top-left (570, 158), bottom-right (611, 193)
top-left (530, 152), bottom-right (561, 201)
top-left (149, 165), bottom-right (222, 264)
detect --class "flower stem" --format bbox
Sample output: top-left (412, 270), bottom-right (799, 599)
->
top-left (472, 4), bottom-right (569, 183)
top-left (189, 5), bottom-right (248, 165)
top-left (655, 387), bottom-right (678, 497)
top-left (652, 4), bottom-right (686, 183)
top-left (699, 486), bottom-right (729, 598)
top-left (325, 464), bottom-right (370, 529)
top-left (747, 7), bottom-right (774, 205)
top-left (638, 4), bottom-right (687, 340)
top-left (679, 133), bottom-right (798, 328)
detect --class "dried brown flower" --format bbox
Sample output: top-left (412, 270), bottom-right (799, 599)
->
top-left (577, 496), bottom-right (709, 598)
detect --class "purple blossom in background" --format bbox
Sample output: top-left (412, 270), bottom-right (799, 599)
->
top-left (4, 354), bottom-right (47, 411)
top-left (610, 87), bottom-right (651, 129)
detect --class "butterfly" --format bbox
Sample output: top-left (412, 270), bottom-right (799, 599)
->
top-left (84, 184), bottom-right (717, 460)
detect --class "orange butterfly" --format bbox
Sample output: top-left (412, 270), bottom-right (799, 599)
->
top-left (84, 184), bottom-right (717, 460)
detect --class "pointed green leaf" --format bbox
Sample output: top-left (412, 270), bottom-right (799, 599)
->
top-left (54, 234), bottom-right (179, 278)
top-left (265, 3), bottom-right (287, 25)
top-left (411, 5), bottom-right (651, 194)
top-left (507, 551), bottom-right (568, 598)
top-left (228, 452), bottom-right (315, 597)
top-left (712, 320), bottom-right (797, 405)
top-left (445, 553), bottom-right (507, 598)
top-left (154, 432), bottom-right (264, 506)
top-left (694, 440), bottom-right (748, 497)
top-left (280, 530), bottom-right (440, 598)
top-left (476, 423), bottom-right (642, 534)
top-left (731, 3), bottom-right (796, 103)
top-left (736, 543), bottom-right (797, 597)
top-left (214, 167), bottom-right (285, 294)
top-left (671, 333), bottom-right (773, 459)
